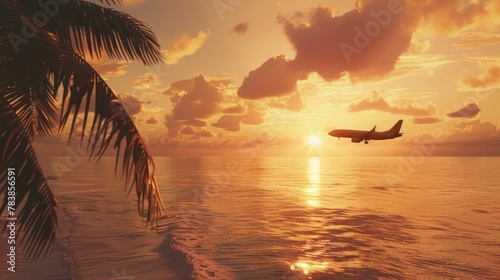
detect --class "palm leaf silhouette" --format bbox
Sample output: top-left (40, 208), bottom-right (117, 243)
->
top-left (1, 0), bottom-right (165, 259)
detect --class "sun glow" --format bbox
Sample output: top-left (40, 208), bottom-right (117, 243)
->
top-left (306, 134), bottom-right (324, 157)
top-left (309, 136), bottom-right (320, 146)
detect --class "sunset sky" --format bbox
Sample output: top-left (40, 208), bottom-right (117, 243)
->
top-left (35, 0), bottom-right (500, 156)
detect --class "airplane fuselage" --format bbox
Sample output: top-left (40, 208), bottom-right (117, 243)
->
top-left (329, 130), bottom-right (403, 140)
top-left (328, 120), bottom-right (404, 144)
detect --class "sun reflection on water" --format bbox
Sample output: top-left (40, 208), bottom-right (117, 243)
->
top-left (290, 260), bottom-right (329, 275)
top-left (305, 157), bottom-right (321, 208)
top-left (286, 157), bottom-right (333, 276)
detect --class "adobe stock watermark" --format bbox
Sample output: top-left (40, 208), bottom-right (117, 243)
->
top-left (5, 168), bottom-right (17, 273)
top-left (8, 0), bottom-right (70, 53)
top-left (340, 0), bottom-right (404, 63)
top-left (213, 0), bottom-right (244, 21)
top-left (51, 143), bottom-right (90, 181)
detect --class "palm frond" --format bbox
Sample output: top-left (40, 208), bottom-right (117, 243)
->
top-left (96, 0), bottom-right (122, 5)
top-left (59, 53), bottom-right (165, 226)
top-left (0, 0), bottom-right (165, 260)
top-left (35, 0), bottom-right (163, 65)
top-left (0, 0), bottom-right (81, 139)
top-left (0, 96), bottom-right (58, 260)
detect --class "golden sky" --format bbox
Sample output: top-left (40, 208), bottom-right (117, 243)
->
top-left (36, 0), bottom-right (500, 156)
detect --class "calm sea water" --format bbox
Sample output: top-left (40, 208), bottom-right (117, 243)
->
top-left (1, 157), bottom-right (499, 279)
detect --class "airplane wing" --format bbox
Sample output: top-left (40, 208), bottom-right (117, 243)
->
top-left (359, 125), bottom-right (376, 140)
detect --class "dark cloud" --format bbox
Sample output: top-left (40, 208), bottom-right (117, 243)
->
top-left (412, 116), bottom-right (443, 124)
top-left (447, 103), bottom-right (481, 118)
top-left (238, 55), bottom-right (306, 99)
top-left (348, 92), bottom-right (436, 116)
top-left (182, 119), bottom-right (207, 127)
top-left (211, 107), bottom-right (266, 132)
top-left (223, 104), bottom-right (246, 114)
top-left (231, 22), bottom-right (249, 36)
top-left (170, 75), bottom-right (223, 120)
top-left (281, 0), bottom-right (420, 81)
top-left (163, 75), bottom-right (265, 138)
top-left (165, 114), bottom-right (181, 138)
top-left (163, 78), bottom-right (194, 96)
top-left (117, 93), bottom-right (142, 115)
top-left (145, 116), bottom-right (159, 124)
top-left (236, 0), bottom-right (498, 99)
top-left (212, 115), bottom-right (243, 132)
top-left (197, 130), bottom-right (215, 138)
top-left (180, 126), bottom-right (196, 135)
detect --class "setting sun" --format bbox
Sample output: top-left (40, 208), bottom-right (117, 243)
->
top-left (309, 136), bottom-right (320, 146)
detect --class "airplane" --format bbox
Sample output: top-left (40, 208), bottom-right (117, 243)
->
top-left (328, 120), bottom-right (403, 144)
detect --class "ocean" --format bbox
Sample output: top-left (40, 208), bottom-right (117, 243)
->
top-left (1, 156), bottom-right (499, 279)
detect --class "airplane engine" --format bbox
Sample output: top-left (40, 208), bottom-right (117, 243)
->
top-left (351, 138), bottom-right (362, 143)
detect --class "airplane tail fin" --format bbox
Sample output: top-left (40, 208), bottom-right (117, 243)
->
top-left (387, 120), bottom-right (403, 134)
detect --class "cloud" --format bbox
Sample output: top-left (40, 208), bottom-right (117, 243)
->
top-left (170, 75), bottom-right (223, 120)
top-left (268, 92), bottom-right (305, 111)
top-left (212, 115), bottom-right (243, 132)
top-left (180, 126), bottom-right (196, 135)
top-left (91, 60), bottom-right (128, 77)
top-left (242, 107), bottom-right (264, 125)
top-left (447, 103), bottom-right (481, 118)
top-left (165, 114), bottom-right (181, 138)
top-left (117, 93), bottom-right (142, 115)
top-left (163, 75), bottom-right (265, 138)
top-left (231, 22), bottom-right (249, 36)
top-left (348, 92), bottom-right (436, 116)
top-left (211, 106), bottom-right (265, 131)
top-left (238, 55), bottom-right (306, 99)
top-left (197, 130), bottom-right (215, 138)
top-left (163, 78), bottom-right (195, 97)
top-left (454, 32), bottom-right (500, 49)
top-left (462, 64), bottom-right (500, 88)
top-left (239, 133), bottom-right (297, 149)
top-left (412, 116), bottom-right (443, 124)
top-left (239, 0), bottom-right (498, 94)
top-left (446, 120), bottom-right (500, 143)
top-left (182, 119), bottom-right (207, 127)
top-left (127, 73), bottom-right (160, 89)
top-left (164, 31), bottom-right (210, 65)
top-left (408, 38), bottom-right (431, 53)
top-left (222, 104), bottom-right (246, 114)
top-left (402, 120), bottom-right (500, 156)
top-left (145, 116), bottom-right (158, 124)
top-left (280, 1), bottom-right (421, 81)
top-left (420, 0), bottom-right (489, 35)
